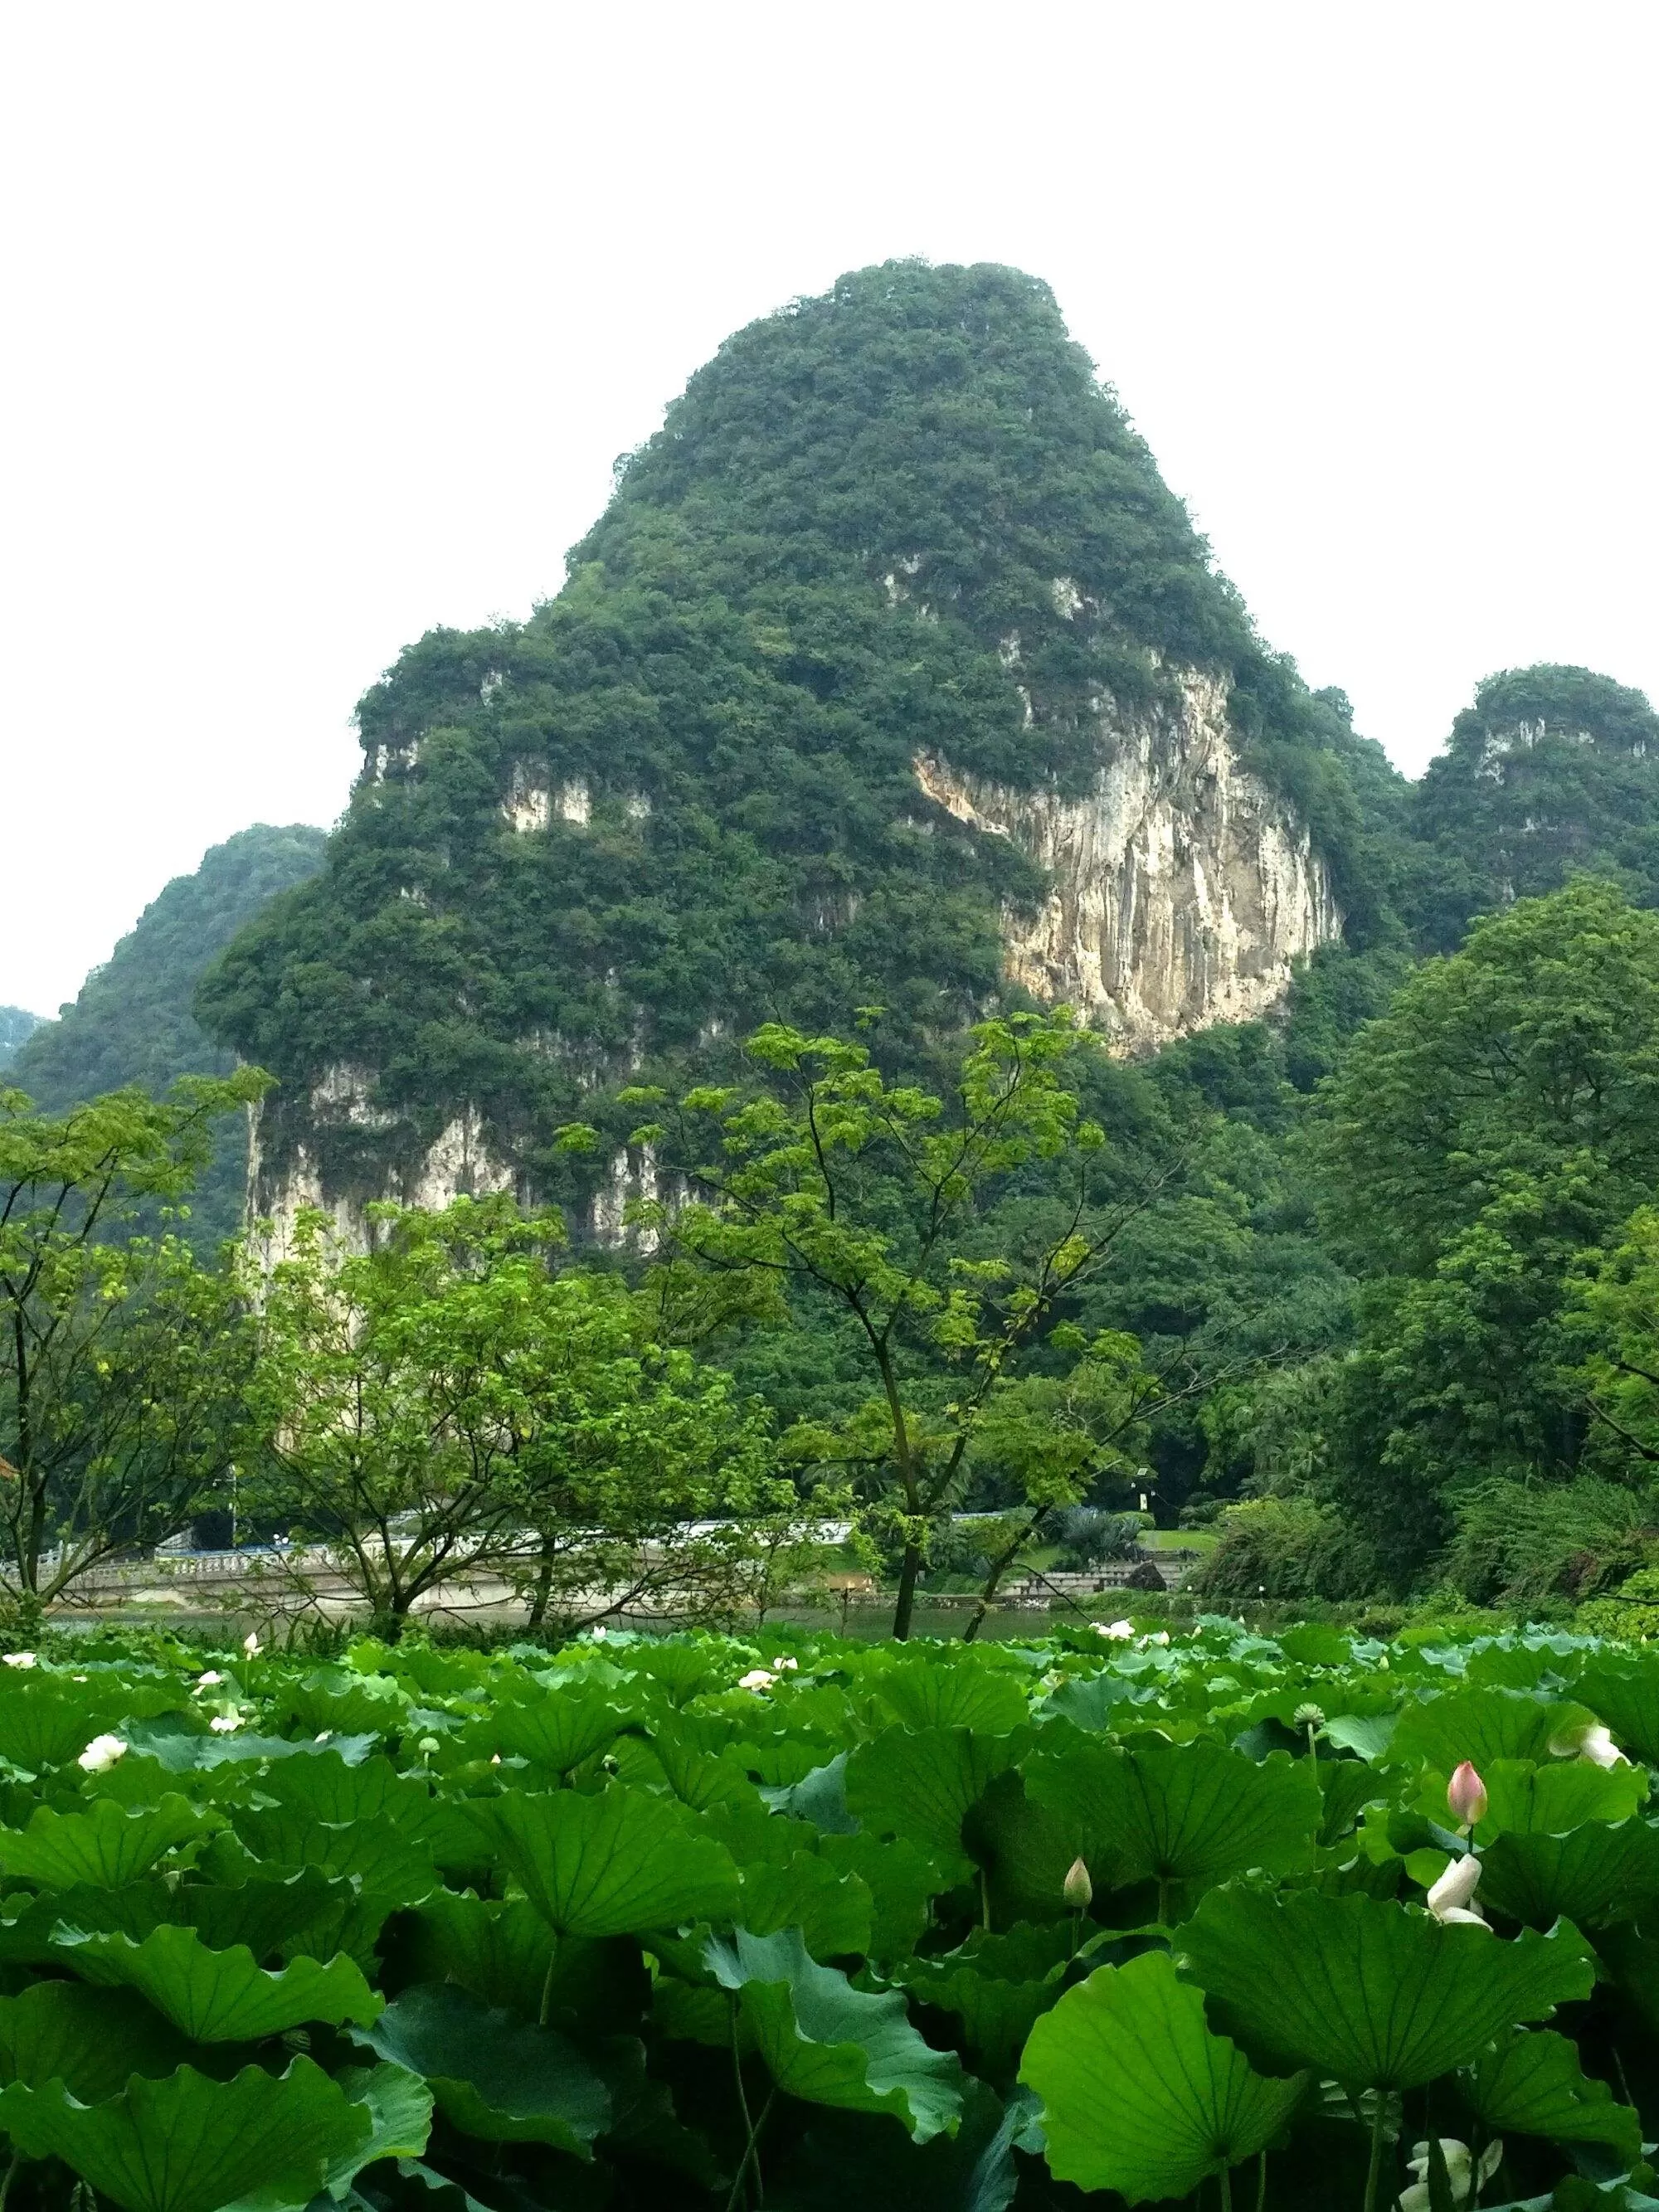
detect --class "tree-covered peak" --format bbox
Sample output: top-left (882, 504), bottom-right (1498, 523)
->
top-left (1411, 664), bottom-right (1659, 952)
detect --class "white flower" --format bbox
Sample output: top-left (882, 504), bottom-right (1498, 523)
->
top-left (1137, 1631), bottom-right (1170, 1649)
top-left (772, 1655), bottom-right (799, 1671)
top-left (591, 1626), bottom-right (607, 1641)
top-left (209, 1713), bottom-right (243, 1734)
top-left (314, 1732), bottom-right (332, 1743)
top-left (242, 1631), bottom-right (260, 1657)
top-left (1095, 1620), bottom-right (1134, 1641)
top-left (1551, 1720), bottom-right (1627, 1768)
top-left (737, 1669), bottom-right (776, 1693)
top-left (78, 1733), bottom-right (128, 1773)
top-left (2, 1652), bottom-right (36, 1669)
top-left (1426, 1851), bottom-right (1490, 1929)
top-left (195, 1670), bottom-right (226, 1690)
top-left (1399, 2137), bottom-right (1502, 2210)
top-left (490, 1753), bottom-right (502, 1765)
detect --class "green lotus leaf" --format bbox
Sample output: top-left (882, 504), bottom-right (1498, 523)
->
top-left (357, 1982), bottom-right (610, 2155)
top-left (465, 1786), bottom-right (739, 1938)
top-left (120, 1723), bottom-right (379, 1772)
top-left (392, 1890), bottom-right (646, 2032)
top-left (0, 1689), bottom-right (120, 1770)
top-left (892, 1952), bottom-right (1060, 2075)
top-left (1477, 1819), bottom-right (1659, 1928)
top-left (820, 1831), bottom-right (944, 1960)
top-left (319, 2063), bottom-right (435, 2199)
top-left (55, 1922), bottom-right (383, 2039)
top-left (1575, 1653), bottom-right (1659, 1764)
top-left (707, 1925), bottom-right (962, 2143)
top-left (766, 1751), bottom-right (860, 1835)
top-left (872, 1660), bottom-right (1030, 1737)
top-left (0, 1879), bottom-right (173, 1962)
top-left (965, 1769), bottom-right (1085, 1925)
top-left (481, 1684), bottom-right (632, 1776)
top-left (1024, 1734), bottom-right (1321, 1903)
top-left (1321, 1713), bottom-right (1398, 1762)
top-left (646, 1726), bottom-right (763, 1813)
top-left (265, 1668), bottom-right (409, 1741)
top-left (0, 2056), bottom-right (371, 2212)
top-left (1389, 1689), bottom-right (1596, 1776)
top-left (1318, 1760), bottom-right (1391, 1845)
top-left (0, 1980), bottom-right (188, 2098)
top-left (173, 1869), bottom-right (359, 1962)
top-left (229, 1809), bottom-right (440, 1905)
top-left (1038, 1672), bottom-right (1145, 1733)
top-left (245, 1753), bottom-right (481, 1869)
top-left (845, 1728), bottom-right (1026, 1880)
top-left (0, 1794), bottom-right (211, 1888)
top-left (1179, 1886), bottom-right (1596, 2089)
top-left (1019, 1950), bottom-right (1306, 2205)
top-left (1463, 2028), bottom-right (1642, 2161)
top-left (740, 1850), bottom-right (874, 1958)
top-left (1472, 1758), bottom-right (1648, 1835)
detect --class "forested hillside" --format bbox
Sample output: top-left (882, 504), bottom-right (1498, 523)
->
top-left (197, 260), bottom-right (1400, 1219)
top-left (19, 259), bottom-right (1659, 1616)
top-left (11, 824), bottom-right (326, 1245)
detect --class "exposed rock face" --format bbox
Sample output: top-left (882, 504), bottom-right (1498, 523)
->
top-left (250, 1075), bottom-right (514, 1261)
top-left (914, 668), bottom-right (1341, 1051)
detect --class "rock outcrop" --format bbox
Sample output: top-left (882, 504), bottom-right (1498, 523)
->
top-left (915, 668), bottom-right (1340, 1050)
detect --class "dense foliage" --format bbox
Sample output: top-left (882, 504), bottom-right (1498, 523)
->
top-left (0, 1620), bottom-right (1657, 2211)
top-left (11, 826), bottom-right (327, 1247)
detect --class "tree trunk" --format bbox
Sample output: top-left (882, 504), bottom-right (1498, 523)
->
top-left (525, 1538), bottom-right (556, 1630)
top-left (891, 1541), bottom-right (923, 1641)
top-left (368, 1604), bottom-right (408, 1645)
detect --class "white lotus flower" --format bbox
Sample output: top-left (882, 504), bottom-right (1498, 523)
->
top-left (591, 1626), bottom-right (607, 1641)
top-left (737, 1669), bottom-right (776, 1692)
top-left (1138, 1631), bottom-right (1170, 1648)
top-left (2, 1652), bottom-right (36, 1669)
top-left (209, 1713), bottom-right (243, 1733)
top-left (314, 1732), bottom-right (331, 1743)
top-left (1399, 2137), bottom-right (1502, 2210)
top-left (1551, 1720), bottom-right (1627, 1768)
top-left (773, 1655), bottom-right (799, 1670)
top-left (1096, 1620), bottom-right (1134, 1641)
top-left (78, 1733), bottom-right (128, 1773)
top-left (1426, 1851), bottom-right (1489, 1928)
top-left (195, 1670), bottom-right (226, 1690)
top-left (242, 1631), bottom-right (260, 1657)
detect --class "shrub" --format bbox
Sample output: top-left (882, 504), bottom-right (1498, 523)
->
top-left (1056, 1507), bottom-right (1142, 1570)
top-left (1185, 1497), bottom-right (1379, 1602)
top-left (1441, 1477), bottom-right (1659, 1607)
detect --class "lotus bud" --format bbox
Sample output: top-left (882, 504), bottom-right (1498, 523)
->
top-left (242, 1631), bottom-right (260, 1657)
top-left (1063, 1857), bottom-right (1093, 1911)
top-left (1447, 1761), bottom-right (1487, 1829)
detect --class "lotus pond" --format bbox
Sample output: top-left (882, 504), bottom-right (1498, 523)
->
top-left (0, 1618), bottom-right (1656, 2211)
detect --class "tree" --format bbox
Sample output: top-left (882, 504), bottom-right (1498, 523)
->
top-left (1311, 882), bottom-right (1659, 1582)
top-left (621, 1009), bottom-right (1171, 1638)
top-left (0, 1075), bottom-right (265, 1620)
top-left (243, 1196), bottom-right (783, 1640)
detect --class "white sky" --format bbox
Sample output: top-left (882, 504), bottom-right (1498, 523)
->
top-left (3, 2), bottom-right (1657, 1015)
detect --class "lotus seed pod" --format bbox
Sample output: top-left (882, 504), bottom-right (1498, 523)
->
top-left (1447, 1761), bottom-right (1488, 1827)
top-left (1063, 1856), bottom-right (1093, 1910)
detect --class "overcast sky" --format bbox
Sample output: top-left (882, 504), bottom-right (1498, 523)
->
top-left (3, 3), bottom-right (1657, 1016)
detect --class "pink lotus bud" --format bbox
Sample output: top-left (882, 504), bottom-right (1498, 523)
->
top-left (1447, 1761), bottom-right (1487, 1828)
top-left (1063, 1857), bottom-right (1093, 1910)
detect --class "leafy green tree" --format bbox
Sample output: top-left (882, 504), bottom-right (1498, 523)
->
top-left (0, 1075), bottom-right (265, 1618)
top-left (620, 1009), bottom-right (1170, 1638)
top-left (1311, 882), bottom-right (1659, 1582)
top-left (243, 1196), bottom-right (783, 1640)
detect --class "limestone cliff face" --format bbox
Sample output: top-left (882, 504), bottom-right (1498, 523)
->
top-left (914, 668), bottom-right (1341, 1051)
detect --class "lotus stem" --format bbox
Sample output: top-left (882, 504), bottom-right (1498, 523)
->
top-left (538, 1944), bottom-right (558, 2029)
top-left (1362, 2095), bottom-right (1386, 2212)
top-left (1254, 2153), bottom-right (1267, 2212)
top-left (1217, 2163), bottom-right (1233, 2211)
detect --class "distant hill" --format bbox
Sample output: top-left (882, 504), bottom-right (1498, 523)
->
top-left (0, 1008), bottom-right (41, 1072)
top-left (11, 824), bottom-right (328, 1244)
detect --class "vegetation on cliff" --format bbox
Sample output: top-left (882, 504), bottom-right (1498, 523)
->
top-left (11, 824), bottom-right (326, 1246)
